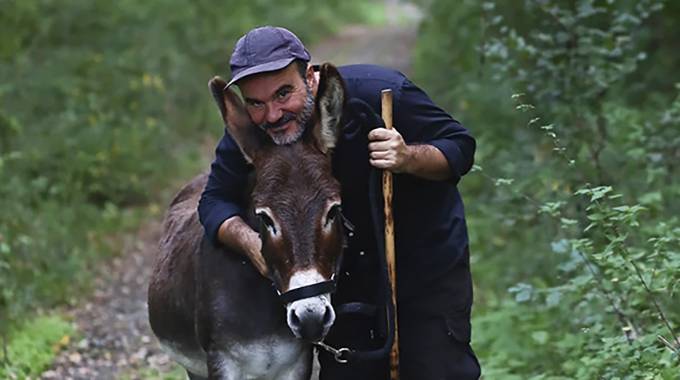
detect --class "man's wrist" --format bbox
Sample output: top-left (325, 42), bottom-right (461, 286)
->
top-left (401, 144), bottom-right (417, 174)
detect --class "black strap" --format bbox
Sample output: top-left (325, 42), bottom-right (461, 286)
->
top-left (339, 165), bottom-right (395, 363)
top-left (335, 302), bottom-right (377, 318)
top-left (319, 119), bottom-right (396, 363)
top-left (279, 279), bottom-right (337, 304)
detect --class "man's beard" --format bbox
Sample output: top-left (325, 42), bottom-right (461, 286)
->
top-left (259, 84), bottom-right (314, 145)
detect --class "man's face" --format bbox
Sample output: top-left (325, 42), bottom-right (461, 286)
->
top-left (239, 63), bottom-right (316, 145)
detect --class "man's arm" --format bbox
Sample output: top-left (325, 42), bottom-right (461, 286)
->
top-left (368, 129), bottom-right (451, 180)
top-left (217, 216), bottom-right (267, 276)
top-left (198, 132), bottom-right (268, 277)
top-left (367, 78), bottom-right (475, 182)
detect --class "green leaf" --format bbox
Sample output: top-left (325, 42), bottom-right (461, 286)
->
top-left (516, 103), bottom-right (535, 112)
top-left (560, 218), bottom-right (578, 226)
top-left (546, 290), bottom-right (562, 307)
top-left (494, 178), bottom-right (515, 186)
top-left (509, 283), bottom-right (533, 303)
top-left (638, 192), bottom-right (662, 205)
top-left (551, 239), bottom-right (569, 254)
top-left (531, 330), bottom-right (549, 344)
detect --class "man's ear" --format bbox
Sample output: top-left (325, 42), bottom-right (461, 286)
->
top-left (208, 76), bottom-right (266, 163)
top-left (305, 63), bottom-right (316, 91)
top-left (312, 63), bottom-right (346, 154)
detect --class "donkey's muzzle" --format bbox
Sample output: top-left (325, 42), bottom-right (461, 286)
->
top-left (287, 302), bottom-right (335, 342)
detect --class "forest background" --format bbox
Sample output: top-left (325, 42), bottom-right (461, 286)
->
top-left (0, 0), bottom-right (678, 378)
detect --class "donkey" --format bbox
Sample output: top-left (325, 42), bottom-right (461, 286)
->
top-left (148, 64), bottom-right (348, 379)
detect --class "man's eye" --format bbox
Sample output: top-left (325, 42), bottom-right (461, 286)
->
top-left (248, 101), bottom-right (264, 109)
top-left (275, 89), bottom-right (290, 100)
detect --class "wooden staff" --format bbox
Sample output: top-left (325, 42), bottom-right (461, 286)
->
top-left (381, 89), bottom-right (399, 380)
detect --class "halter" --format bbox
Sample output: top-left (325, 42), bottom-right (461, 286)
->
top-left (277, 275), bottom-right (337, 304)
top-left (266, 209), bottom-right (354, 305)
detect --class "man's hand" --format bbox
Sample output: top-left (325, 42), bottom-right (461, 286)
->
top-left (218, 216), bottom-right (269, 278)
top-left (348, 96), bottom-right (452, 181)
top-left (368, 128), bottom-right (411, 173)
top-left (368, 127), bottom-right (452, 181)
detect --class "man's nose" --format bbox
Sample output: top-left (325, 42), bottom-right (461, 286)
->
top-left (266, 103), bottom-right (283, 124)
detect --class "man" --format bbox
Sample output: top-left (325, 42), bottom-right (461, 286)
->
top-left (198, 26), bottom-right (480, 379)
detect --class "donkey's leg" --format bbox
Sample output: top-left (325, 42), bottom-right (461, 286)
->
top-left (206, 350), bottom-right (243, 380)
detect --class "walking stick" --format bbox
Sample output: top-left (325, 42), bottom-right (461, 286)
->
top-left (381, 89), bottom-right (400, 380)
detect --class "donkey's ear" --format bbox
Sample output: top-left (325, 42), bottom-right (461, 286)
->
top-left (209, 76), bottom-right (265, 163)
top-left (313, 63), bottom-right (346, 154)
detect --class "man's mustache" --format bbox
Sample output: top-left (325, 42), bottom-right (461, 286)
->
top-left (260, 112), bottom-right (297, 130)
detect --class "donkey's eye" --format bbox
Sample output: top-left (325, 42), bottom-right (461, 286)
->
top-left (257, 212), bottom-right (277, 235)
top-left (324, 204), bottom-right (341, 227)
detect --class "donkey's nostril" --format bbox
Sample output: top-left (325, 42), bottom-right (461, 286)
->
top-left (322, 306), bottom-right (333, 325)
top-left (290, 310), bottom-right (301, 327)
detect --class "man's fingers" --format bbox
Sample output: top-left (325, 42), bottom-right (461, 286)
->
top-left (369, 158), bottom-right (394, 169)
top-left (368, 127), bottom-right (407, 172)
top-left (249, 251), bottom-right (269, 278)
top-left (368, 127), bottom-right (397, 141)
top-left (255, 259), bottom-right (269, 278)
top-left (370, 151), bottom-right (390, 160)
top-left (368, 140), bottom-right (396, 152)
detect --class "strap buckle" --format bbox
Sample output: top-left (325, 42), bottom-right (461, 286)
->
top-left (314, 340), bottom-right (352, 364)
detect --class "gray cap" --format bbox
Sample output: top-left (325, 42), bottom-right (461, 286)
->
top-left (226, 26), bottom-right (311, 88)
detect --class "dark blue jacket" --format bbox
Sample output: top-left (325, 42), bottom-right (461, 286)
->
top-left (198, 64), bottom-right (475, 299)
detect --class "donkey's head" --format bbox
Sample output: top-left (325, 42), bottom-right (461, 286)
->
top-left (209, 63), bottom-right (347, 342)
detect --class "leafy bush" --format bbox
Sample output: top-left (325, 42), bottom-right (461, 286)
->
top-left (0, 315), bottom-right (75, 379)
top-left (414, 0), bottom-right (679, 377)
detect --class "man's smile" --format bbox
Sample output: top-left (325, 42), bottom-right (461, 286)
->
top-left (267, 120), bottom-right (295, 134)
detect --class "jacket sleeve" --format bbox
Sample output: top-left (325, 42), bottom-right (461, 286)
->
top-left (197, 131), bottom-right (251, 244)
top-left (395, 78), bottom-right (476, 184)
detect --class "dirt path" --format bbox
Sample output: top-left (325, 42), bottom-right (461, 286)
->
top-left (40, 11), bottom-right (420, 380)
top-left (309, 22), bottom-right (419, 75)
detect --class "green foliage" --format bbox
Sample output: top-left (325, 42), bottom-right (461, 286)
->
top-left (0, 0), bottom-right (370, 335)
top-left (415, 0), bottom-right (679, 377)
top-left (0, 315), bottom-right (75, 379)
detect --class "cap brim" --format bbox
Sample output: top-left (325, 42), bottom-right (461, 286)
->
top-left (225, 57), bottom-right (297, 89)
